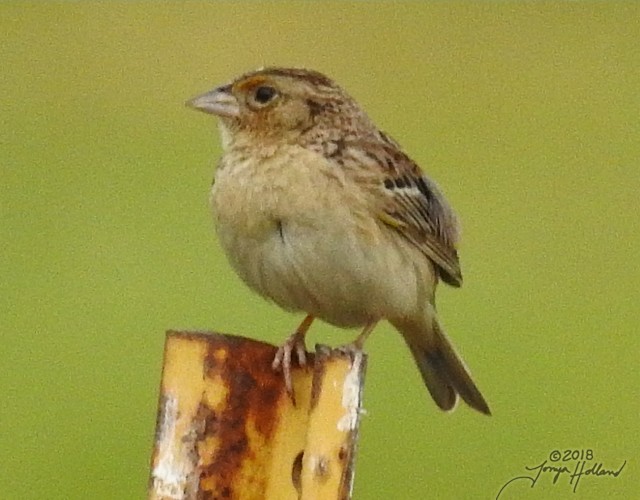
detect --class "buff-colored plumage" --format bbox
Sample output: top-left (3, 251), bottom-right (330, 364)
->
top-left (188, 67), bottom-right (490, 415)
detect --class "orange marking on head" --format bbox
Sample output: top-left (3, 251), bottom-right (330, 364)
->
top-left (235, 75), bottom-right (270, 93)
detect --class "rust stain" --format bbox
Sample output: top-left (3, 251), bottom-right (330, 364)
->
top-left (192, 333), bottom-right (288, 498)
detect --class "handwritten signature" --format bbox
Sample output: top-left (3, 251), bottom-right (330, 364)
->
top-left (496, 458), bottom-right (626, 498)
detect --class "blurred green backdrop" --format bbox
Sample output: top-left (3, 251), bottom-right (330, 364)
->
top-left (1, 3), bottom-right (638, 499)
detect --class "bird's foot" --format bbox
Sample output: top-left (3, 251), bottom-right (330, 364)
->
top-left (330, 342), bottom-right (365, 359)
top-left (273, 328), bottom-right (309, 405)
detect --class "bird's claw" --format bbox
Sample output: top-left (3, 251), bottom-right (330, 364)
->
top-left (273, 330), bottom-right (308, 405)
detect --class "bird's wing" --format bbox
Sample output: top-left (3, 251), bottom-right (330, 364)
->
top-left (344, 138), bottom-right (463, 286)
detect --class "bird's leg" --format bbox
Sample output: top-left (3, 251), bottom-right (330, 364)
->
top-left (272, 314), bottom-right (314, 404)
top-left (335, 320), bottom-right (379, 356)
top-left (353, 320), bottom-right (378, 349)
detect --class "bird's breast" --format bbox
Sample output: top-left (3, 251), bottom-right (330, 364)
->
top-left (210, 145), bottom-right (365, 239)
top-left (209, 145), bottom-right (432, 327)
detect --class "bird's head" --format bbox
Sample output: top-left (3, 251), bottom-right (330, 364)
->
top-left (187, 67), bottom-right (371, 147)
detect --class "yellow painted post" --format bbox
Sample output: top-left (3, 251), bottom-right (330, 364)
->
top-left (148, 331), bottom-right (367, 500)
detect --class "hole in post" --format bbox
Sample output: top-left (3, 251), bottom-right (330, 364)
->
top-left (292, 451), bottom-right (304, 494)
top-left (338, 444), bottom-right (348, 462)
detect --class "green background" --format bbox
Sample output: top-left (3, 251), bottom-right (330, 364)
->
top-left (2, 3), bottom-right (638, 499)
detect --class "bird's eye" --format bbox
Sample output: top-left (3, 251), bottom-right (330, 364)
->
top-left (254, 86), bottom-right (277, 104)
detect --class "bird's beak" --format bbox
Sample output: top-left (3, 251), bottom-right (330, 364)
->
top-left (186, 85), bottom-right (239, 118)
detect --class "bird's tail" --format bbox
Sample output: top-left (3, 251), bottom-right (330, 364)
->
top-left (395, 314), bottom-right (491, 415)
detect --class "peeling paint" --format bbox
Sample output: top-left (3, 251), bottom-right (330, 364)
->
top-left (150, 394), bottom-right (198, 499)
top-left (337, 350), bottom-right (363, 432)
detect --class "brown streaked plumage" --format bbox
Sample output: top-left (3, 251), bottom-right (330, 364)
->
top-left (187, 67), bottom-right (490, 415)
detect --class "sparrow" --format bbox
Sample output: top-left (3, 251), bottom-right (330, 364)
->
top-left (187, 67), bottom-right (490, 415)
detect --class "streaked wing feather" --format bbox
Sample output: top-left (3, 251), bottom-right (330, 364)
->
top-left (357, 139), bottom-right (462, 286)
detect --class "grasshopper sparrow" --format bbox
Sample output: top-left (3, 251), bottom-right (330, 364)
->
top-left (188, 67), bottom-right (490, 415)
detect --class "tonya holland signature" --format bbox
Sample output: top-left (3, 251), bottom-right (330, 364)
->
top-left (496, 451), bottom-right (626, 499)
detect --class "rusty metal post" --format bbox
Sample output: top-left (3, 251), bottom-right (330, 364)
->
top-left (148, 331), bottom-right (367, 500)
